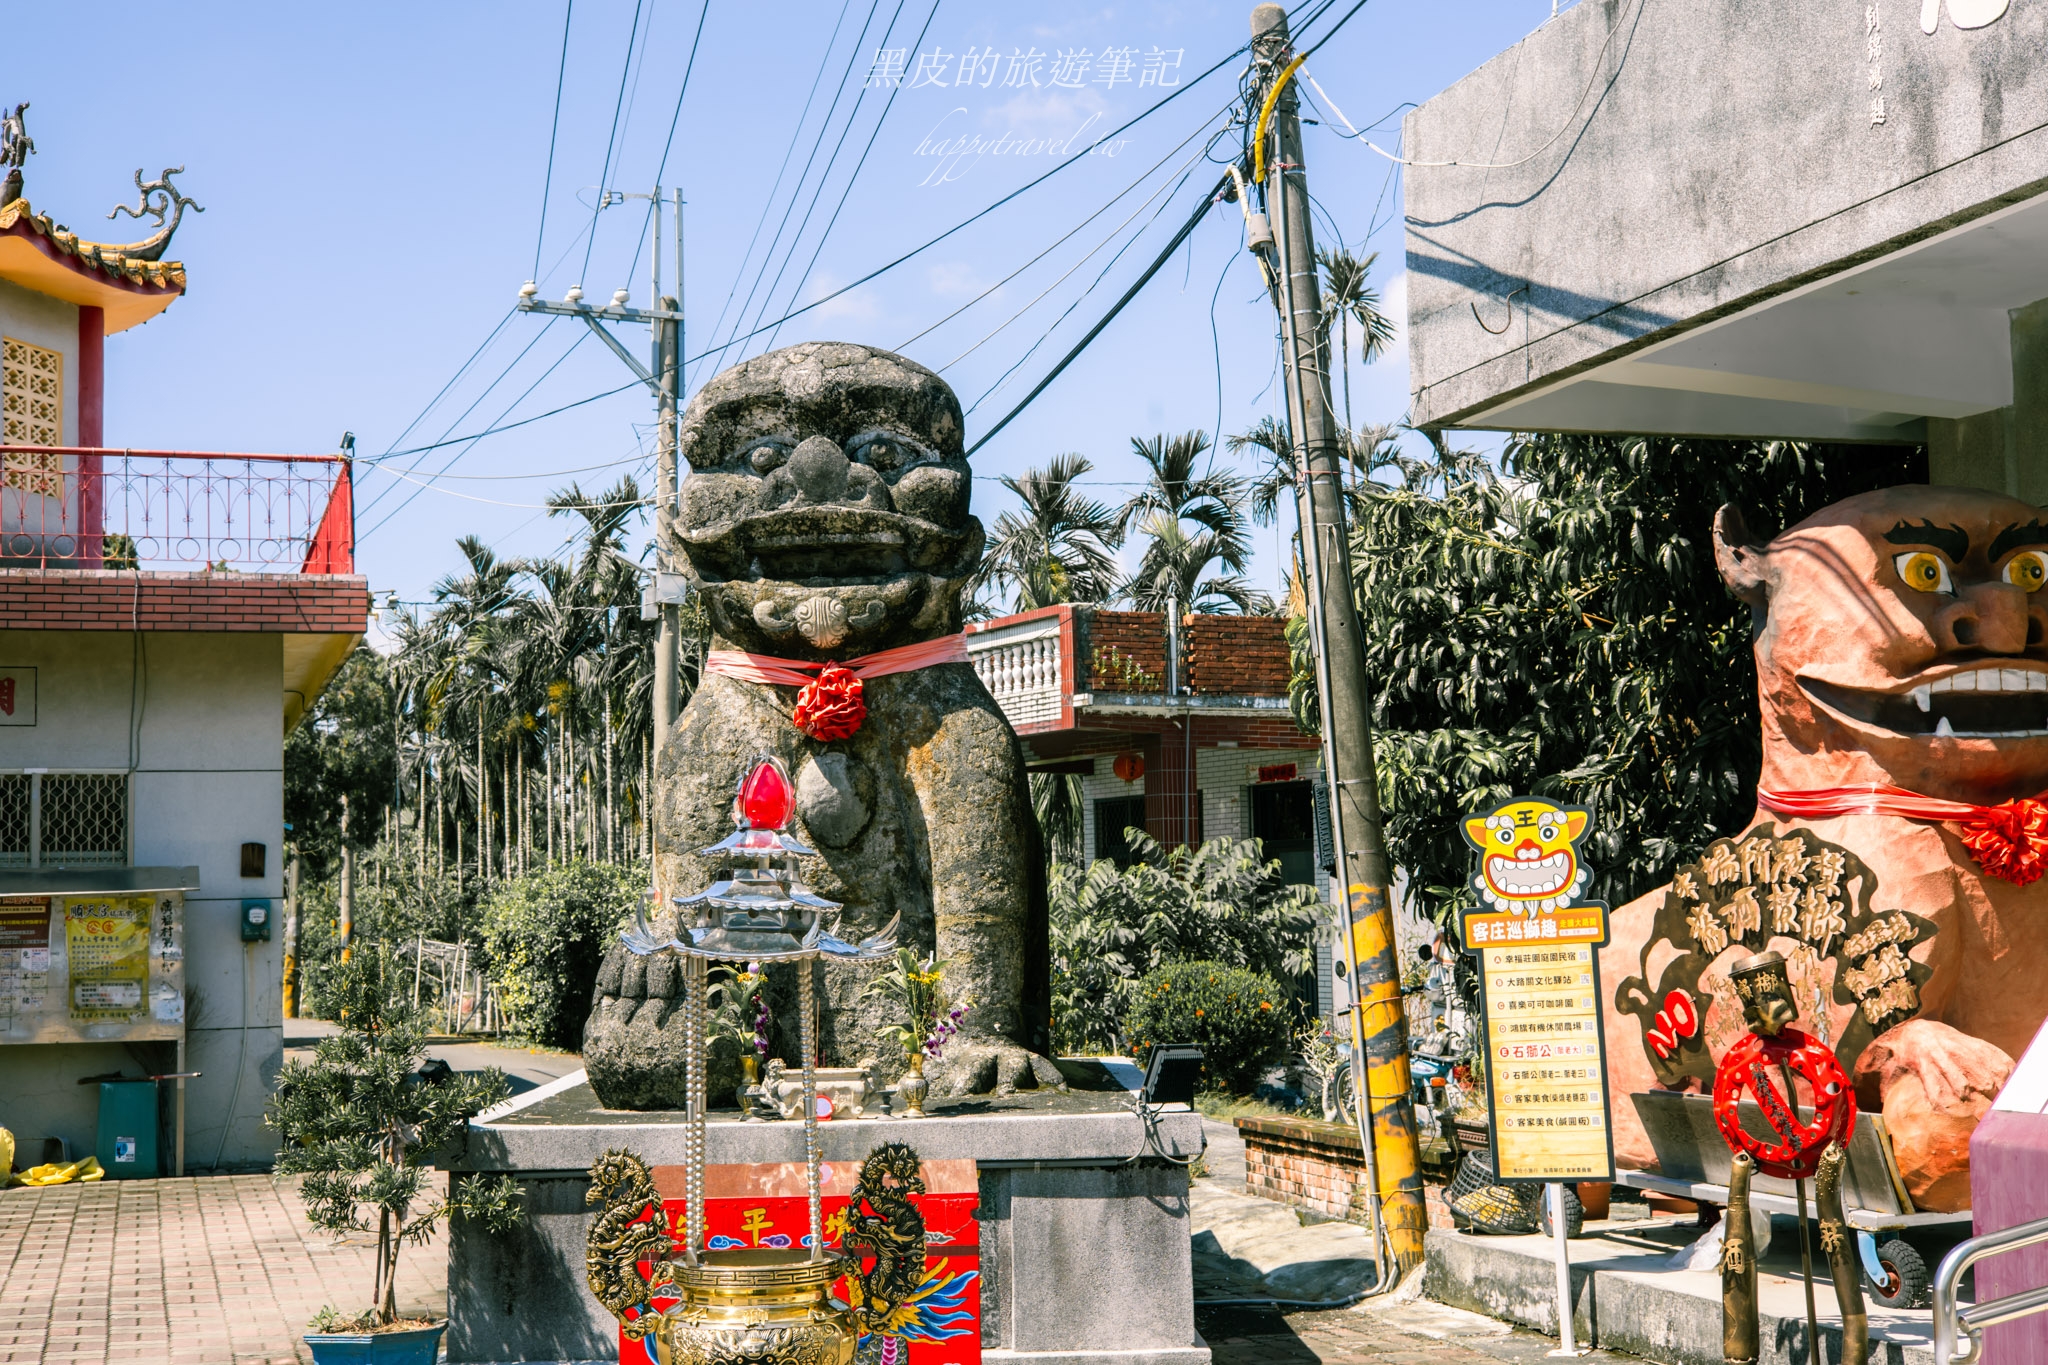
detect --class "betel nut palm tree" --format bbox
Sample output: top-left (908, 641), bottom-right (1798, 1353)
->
top-left (1316, 245), bottom-right (1398, 439)
top-left (977, 452), bottom-right (1125, 612)
top-left (1119, 431), bottom-right (1272, 615)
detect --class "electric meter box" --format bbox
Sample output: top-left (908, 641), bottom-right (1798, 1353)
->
top-left (95, 1079), bottom-right (159, 1179)
top-left (240, 898), bottom-right (271, 942)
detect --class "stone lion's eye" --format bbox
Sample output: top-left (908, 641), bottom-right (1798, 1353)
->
top-left (1496, 828), bottom-right (1513, 845)
top-left (748, 443), bottom-right (790, 474)
top-left (850, 435), bottom-right (921, 473)
top-left (1893, 550), bottom-right (1953, 594)
top-left (856, 440), bottom-right (898, 469)
top-left (2004, 550), bottom-right (2048, 592)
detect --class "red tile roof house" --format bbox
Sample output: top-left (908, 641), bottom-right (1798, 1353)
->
top-left (0, 181), bottom-right (364, 1174)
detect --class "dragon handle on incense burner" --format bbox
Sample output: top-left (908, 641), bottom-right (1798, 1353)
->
top-left (843, 1142), bottom-right (928, 1331)
top-left (586, 1149), bottom-right (675, 1338)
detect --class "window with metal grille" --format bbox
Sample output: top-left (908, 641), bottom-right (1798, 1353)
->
top-left (0, 774), bottom-right (27, 869)
top-left (0, 772), bottom-right (128, 868)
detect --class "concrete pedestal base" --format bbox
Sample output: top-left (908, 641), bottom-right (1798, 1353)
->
top-left (442, 1072), bottom-right (1211, 1365)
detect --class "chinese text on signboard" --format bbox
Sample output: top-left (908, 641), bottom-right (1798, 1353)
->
top-left (1459, 799), bottom-right (1615, 1183)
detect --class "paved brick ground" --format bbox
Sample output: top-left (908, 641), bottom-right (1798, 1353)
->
top-left (0, 1175), bottom-right (445, 1365)
top-left (1199, 1302), bottom-right (1635, 1365)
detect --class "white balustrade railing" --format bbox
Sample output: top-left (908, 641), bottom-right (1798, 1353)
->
top-left (968, 621), bottom-right (1063, 728)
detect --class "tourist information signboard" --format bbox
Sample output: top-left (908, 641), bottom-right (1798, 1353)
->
top-left (1459, 799), bottom-right (1616, 1184)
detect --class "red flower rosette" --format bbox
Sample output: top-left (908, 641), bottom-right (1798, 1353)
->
top-left (1957, 798), bottom-right (2048, 886)
top-left (792, 664), bottom-right (866, 741)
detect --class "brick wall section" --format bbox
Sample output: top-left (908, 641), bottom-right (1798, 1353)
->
top-left (1185, 616), bottom-right (1292, 696)
top-left (0, 569), bottom-right (370, 633)
top-left (1074, 609), bottom-right (1291, 697)
top-left (1082, 610), bottom-right (1166, 690)
top-left (1236, 1116), bottom-right (1456, 1230)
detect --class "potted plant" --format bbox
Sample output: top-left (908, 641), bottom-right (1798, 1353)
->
top-left (866, 947), bottom-right (969, 1117)
top-left (709, 962), bottom-right (771, 1110)
top-left (268, 946), bottom-right (527, 1364)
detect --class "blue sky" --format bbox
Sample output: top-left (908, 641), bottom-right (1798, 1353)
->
top-left (13, 1), bottom-right (1562, 624)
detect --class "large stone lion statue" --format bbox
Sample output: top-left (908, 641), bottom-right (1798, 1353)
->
top-left (582, 343), bottom-right (1059, 1107)
top-left (1601, 484), bottom-right (2048, 1212)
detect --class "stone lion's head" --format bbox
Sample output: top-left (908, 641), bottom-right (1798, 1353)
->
top-left (676, 342), bottom-right (983, 658)
top-left (1717, 484), bottom-right (2048, 802)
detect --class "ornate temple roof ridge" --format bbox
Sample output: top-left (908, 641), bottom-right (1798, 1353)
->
top-left (0, 198), bottom-right (185, 290)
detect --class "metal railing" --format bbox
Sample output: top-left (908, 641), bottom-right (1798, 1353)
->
top-left (1934, 1213), bottom-right (2048, 1365)
top-left (0, 445), bottom-right (353, 574)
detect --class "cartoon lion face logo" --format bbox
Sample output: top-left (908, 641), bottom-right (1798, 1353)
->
top-left (1461, 799), bottom-right (1593, 913)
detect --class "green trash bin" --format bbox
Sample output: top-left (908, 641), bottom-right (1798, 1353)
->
top-left (95, 1079), bottom-right (158, 1178)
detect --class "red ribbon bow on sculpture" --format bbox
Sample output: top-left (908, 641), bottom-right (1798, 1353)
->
top-left (1757, 783), bottom-right (2048, 886)
top-left (702, 634), bottom-right (972, 742)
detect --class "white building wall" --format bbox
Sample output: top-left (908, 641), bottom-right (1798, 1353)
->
top-left (0, 630), bottom-right (284, 1170)
top-left (0, 278), bottom-right (79, 445)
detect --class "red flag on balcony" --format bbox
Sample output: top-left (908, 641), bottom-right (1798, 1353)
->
top-left (301, 462), bottom-right (354, 574)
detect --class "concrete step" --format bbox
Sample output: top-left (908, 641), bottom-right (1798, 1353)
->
top-left (1423, 1218), bottom-right (1941, 1365)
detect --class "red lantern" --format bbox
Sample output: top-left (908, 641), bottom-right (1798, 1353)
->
top-left (1113, 752), bottom-right (1144, 783)
top-left (737, 757), bottom-right (797, 832)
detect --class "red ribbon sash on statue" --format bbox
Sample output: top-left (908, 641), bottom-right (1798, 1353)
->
top-left (702, 634), bottom-right (972, 741)
top-left (1757, 783), bottom-right (2048, 886)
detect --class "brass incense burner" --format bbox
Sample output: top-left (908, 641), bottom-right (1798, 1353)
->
top-left (586, 757), bottom-right (915, 1365)
top-left (658, 1250), bottom-right (857, 1365)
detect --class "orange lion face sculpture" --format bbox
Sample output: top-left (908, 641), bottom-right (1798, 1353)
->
top-left (1723, 486), bottom-right (2048, 801)
top-left (1600, 485), bottom-right (2048, 1212)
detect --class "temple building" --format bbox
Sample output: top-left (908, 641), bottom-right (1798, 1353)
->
top-left (0, 133), bottom-right (364, 1174)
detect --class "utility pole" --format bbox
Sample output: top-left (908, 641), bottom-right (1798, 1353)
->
top-left (519, 187), bottom-right (686, 765)
top-left (280, 851), bottom-right (301, 1018)
top-left (338, 795), bottom-right (353, 965)
top-left (1250, 2), bottom-right (1428, 1275)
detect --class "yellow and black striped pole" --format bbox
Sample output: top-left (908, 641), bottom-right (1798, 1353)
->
top-left (1344, 880), bottom-right (1429, 1273)
top-left (1251, 0), bottom-right (1430, 1276)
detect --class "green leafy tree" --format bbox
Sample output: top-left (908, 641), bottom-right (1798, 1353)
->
top-left (1049, 832), bottom-right (1319, 1053)
top-left (268, 947), bottom-right (525, 1328)
top-left (285, 645), bottom-right (398, 880)
top-left (477, 861), bottom-right (643, 1049)
top-left (1124, 961), bottom-right (1293, 1093)
top-left (1319, 433), bottom-right (1924, 928)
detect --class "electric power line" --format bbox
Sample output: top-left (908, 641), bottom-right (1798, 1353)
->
top-left (966, 169), bottom-right (1233, 456)
top-left (716, 0), bottom-right (884, 370)
top-left (533, 0), bottom-right (576, 281)
top-left (689, 0), bottom-right (859, 389)
top-left (578, 0), bottom-right (648, 286)
top-left (763, 0), bottom-right (943, 354)
top-left (684, 31), bottom-right (1254, 369)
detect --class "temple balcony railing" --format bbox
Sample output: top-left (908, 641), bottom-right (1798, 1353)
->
top-left (966, 611), bottom-right (1064, 731)
top-left (0, 445), bottom-right (353, 574)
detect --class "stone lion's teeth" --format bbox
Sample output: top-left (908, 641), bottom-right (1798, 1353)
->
top-left (2005, 668), bottom-right (2031, 692)
top-left (2031, 673), bottom-right (2048, 693)
top-left (1936, 716), bottom-right (1956, 736)
top-left (1980, 670), bottom-right (2005, 692)
top-left (1932, 675), bottom-right (1953, 694)
top-left (1952, 672), bottom-right (1977, 692)
top-left (1912, 685), bottom-right (1931, 712)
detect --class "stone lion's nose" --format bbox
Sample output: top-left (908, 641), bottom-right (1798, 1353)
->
top-left (786, 436), bottom-right (849, 504)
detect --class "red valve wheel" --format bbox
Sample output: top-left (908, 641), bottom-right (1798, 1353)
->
top-left (1712, 1028), bottom-right (1856, 1180)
